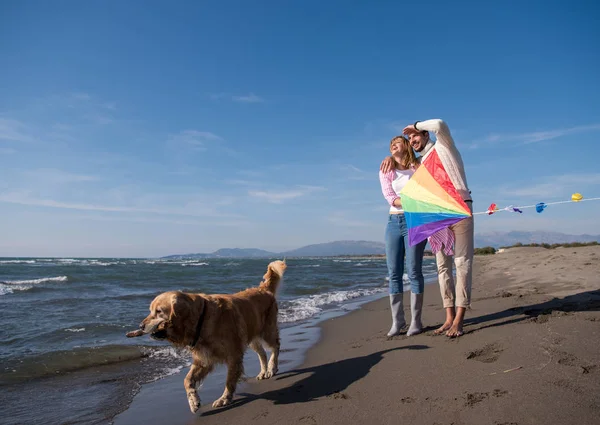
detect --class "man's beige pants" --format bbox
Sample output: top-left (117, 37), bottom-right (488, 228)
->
top-left (436, 203), bottom-right (474, 308)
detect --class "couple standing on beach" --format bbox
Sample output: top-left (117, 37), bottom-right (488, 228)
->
top-left (378, 119), bottom-right (474, 338)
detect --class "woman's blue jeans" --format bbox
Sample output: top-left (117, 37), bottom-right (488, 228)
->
top-left (385, 214), bottom-right (427, 295)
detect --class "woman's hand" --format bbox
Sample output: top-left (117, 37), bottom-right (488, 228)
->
top-left (393, 198), bottom-right (402, 208)
top-left (380, 156), bottom-right (395, 174)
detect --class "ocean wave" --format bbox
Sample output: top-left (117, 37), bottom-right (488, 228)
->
top-left (88, 260), bottom-right (124, 266)
top-left (64, 328), bottom-right (86, 333)
top-left (181, 262), bottom-right (209, 267)
top-left (298, 264), bottom-right (320, 268)
top-left (0, 259), bottom-right (36, 264)
top-left (0, 344), bottom-right (191, 386)
top-left (0, 276), bottom-right (69, 295)
top-left (278, 287), bottom-right (386, 323)
top-left (135, 346), bottom-right (190, 382)
top-left (0, 345), bottom-right (148, 385)
top-left (1, 275), bottom-right (68, 285)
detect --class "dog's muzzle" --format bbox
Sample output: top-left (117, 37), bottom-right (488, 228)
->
top-left (140, 318), bottom-right (168, 339)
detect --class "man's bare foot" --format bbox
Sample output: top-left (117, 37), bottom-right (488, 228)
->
top-left (433, 321), bottom-right (453, 335)
top-left (446, 307), bottom-right (466, 337)
top-left (445, 322), bottom-right (464, 338)
top-left (434, 307), bottom-right (455, 335)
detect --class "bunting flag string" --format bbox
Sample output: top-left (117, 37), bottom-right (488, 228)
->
top-left (472, 194), bottom-right (600, 216)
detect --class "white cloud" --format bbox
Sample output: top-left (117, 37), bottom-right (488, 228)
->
top-left (23, 168), bottom-right (100, 184)
top-left (71, 92), bottom-right (92, 101)
top-left (248, 185), bottom-right (326, 204)
top-left (210, 93), bottom-right (265, 103)
top-left (84, 113), bottom-right (115, 125)
top-left (339, 164), bottom-right (371, 180)
top-left (0, 118), bottom-right (35, 143)
top-left (167, 130), bottom-right (222, 150)
top-left (467, 124), bottom-right (600, 149)
top-left (0, 190), bottom-right (241, 218)
top-left (232, 93), bottom-right (264, 103)
top-left (224, 179), bottom-right (260, 186)
top-left (327, 212), bottom-right (377, 228)
top-left (500, 173), bottom-right (600, 198)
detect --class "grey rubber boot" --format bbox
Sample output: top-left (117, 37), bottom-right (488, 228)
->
top-left (387, 293), bottom-right (406, 336)
top-left (407, 292), bottom-right (424, 336)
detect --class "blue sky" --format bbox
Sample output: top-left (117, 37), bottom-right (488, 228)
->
top-left (1, 0), bottom-right (599, 257)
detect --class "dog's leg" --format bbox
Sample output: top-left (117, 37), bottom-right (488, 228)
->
top-left (261, 304), bottom-right (281, 379)
top-left (184, 362), bottom-right (214, 413)
top-left (212, 356), bottom-right (243, 408)
top-left (264, 331), bottom-right (280, 379)
top-left (250, 339), bottom-right (269, 380)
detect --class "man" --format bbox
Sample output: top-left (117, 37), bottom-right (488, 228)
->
top-left (380, 119), bottom-right (474, 337)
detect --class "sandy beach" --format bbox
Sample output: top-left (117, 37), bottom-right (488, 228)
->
top-left (116, 246), bottom-right (600, 425)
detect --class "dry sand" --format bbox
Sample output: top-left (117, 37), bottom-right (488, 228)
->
top-left (129, 246), bottom-right (600, 425)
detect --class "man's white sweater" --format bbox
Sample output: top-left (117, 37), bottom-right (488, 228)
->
top-left (416, 119), bottom-right (472, 202)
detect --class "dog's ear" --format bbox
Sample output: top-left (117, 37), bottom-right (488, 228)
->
top-left (169, 292), bottom-right (190, 322)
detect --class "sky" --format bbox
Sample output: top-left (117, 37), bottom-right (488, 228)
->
top-left (1, 0), bottom-right (599, 257)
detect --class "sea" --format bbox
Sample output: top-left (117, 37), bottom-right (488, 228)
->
top-left (0, 256), bottom-right (437, 425)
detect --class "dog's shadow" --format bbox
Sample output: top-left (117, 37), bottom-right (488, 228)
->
top-left (201, 344), bottom-right (428, 416)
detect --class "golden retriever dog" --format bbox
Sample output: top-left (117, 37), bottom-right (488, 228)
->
top-left (128, 260), bottom-right (286, 413)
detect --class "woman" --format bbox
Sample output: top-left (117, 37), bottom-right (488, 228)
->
top-left (379, 136), bottom-right (427, 336)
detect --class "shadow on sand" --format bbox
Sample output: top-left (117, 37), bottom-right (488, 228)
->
top-left (464, 289), bottom-right (600, 333)
top-left (201, 344), bottom-right (428, 416)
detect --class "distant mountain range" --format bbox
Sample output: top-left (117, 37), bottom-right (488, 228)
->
top-left (162, 232), bottom-right (600, 258)
top-left (161, 240), bottom-right (385, 259)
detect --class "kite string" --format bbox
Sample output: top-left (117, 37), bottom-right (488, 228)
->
top-left (472, 197), bottom-right (600, 216)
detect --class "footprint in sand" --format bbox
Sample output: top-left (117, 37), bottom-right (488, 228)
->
top-left (464, 389), bottom-right (508, 408)
top-left (466, 343), bottom-right (504, 363)
top-left (298, 415), bottom-right (318, 424)
top-left (327, 392), bottom-right (350, 400)
top-left (556, 351), bottom-right (599, 374)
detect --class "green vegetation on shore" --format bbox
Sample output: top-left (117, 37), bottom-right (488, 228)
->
top-left (474, 246), bottom-right (497, 255)
top-left (499, 241), bottom-right (599, 249)
top-left (475, 241), bottom-right (598, 256)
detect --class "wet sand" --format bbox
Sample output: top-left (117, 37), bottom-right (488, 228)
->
top-left (116, 246), bottom-right (600, 425)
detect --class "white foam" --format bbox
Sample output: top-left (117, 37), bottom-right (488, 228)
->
top-left (0, 285), bottom-right (13, 295)
top-left (84, 259), bottom-right (123, 266)
top-left (65, 328), bottom-right (86, 332)
top-left (278, 287), bottom-right (387, 323)
top-left (141, 346), bottom-right (189, 362)
top-left (2, 276), bottom-right (68, 285)
top-left (181, 262), bottom-right (209, 267)
top-left (332, 259), bottom-right (352, 263)
top-left (0, 260), bottom-right (35, 264)
top-left (298, 264), bottom-right (320, 268)
top-left (149, 365), bottom-right (185, 382)
top-left (0, 276), bottom-right (69, 295)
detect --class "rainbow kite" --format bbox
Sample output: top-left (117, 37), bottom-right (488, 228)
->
top-left (400, 150), bottom-right (472, 246)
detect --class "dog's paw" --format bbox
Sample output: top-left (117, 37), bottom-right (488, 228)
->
top-left (187, 391), bottom-right (201, 413)
top-left (212, 396), bottom-right (232, 408)
top-left (256, 370), bottom-right (267, 380)
top-left (264, 367), bottom-right (278, 379)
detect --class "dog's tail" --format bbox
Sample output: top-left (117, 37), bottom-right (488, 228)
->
top-left (259, 260), bottom-right (287, 294)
